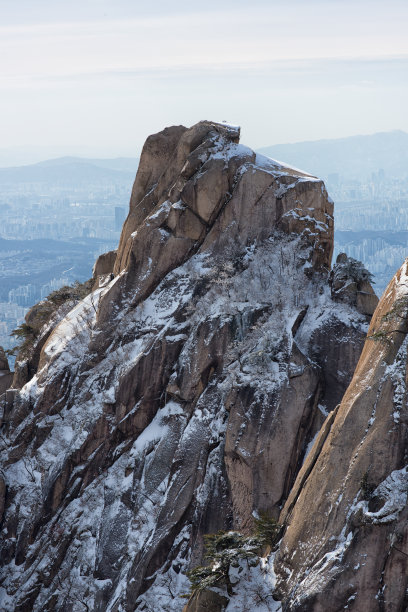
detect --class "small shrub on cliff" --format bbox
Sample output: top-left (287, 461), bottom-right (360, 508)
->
top-left (185, 519), bottom-right (282, 598)
top-left (254, 513), bottom-right (281, 549)
top-left (8, 279), bottom-right (93, 359)
top-left (360, 471), bottom-right (376, 500)
top-left (47, 279), bottom-right (93, 306)
top-left (186, 531), bottom-right (261, 597)
top-left (338, 257), bottom-right (374, 285)
top-left (7, 323), bottom-right (37, 357)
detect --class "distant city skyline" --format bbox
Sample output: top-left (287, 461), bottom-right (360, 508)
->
top-left (1, 0), bottom-right (407, 163)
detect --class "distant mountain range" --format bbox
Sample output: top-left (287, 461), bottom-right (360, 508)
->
top-left (258, 130), bottom-right (408, 181)
top-left (0, 156), bottom-right (139, 186)
top-left (0, 130), bottom-right (407, 185)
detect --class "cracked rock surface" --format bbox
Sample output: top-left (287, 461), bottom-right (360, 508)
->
top-left (276, 260), bottom-right (408, 611)
top-left (0, 121), bottom-right (373, 611)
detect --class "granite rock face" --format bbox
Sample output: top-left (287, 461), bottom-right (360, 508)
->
top-left (275, 259), bottom-right (408, 611)
top-left (0, 121), bottom-right (373, 611)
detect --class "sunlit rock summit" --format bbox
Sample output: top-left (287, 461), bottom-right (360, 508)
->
top-left (0, 121), bottom-right (386, 611)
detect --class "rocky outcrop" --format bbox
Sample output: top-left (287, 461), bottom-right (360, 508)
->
top-left (106, 120), bottom-right (333, 319)
top-left (0, 121), bottom-right (374, 611)
top-left (92, 249), bottom-right (117, 289)
top-left (275, 259), bottom-right (408, 611)
top-left (330, 252), bottom-right (378, 316)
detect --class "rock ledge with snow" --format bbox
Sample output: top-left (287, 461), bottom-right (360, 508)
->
top-left (0, 121), bottom-right (375, 612)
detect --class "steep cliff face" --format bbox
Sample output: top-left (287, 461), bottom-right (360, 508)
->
top-left (275, 260), bottom-right (408, 611)
top-left (0, 121), bottom-right (373, 611)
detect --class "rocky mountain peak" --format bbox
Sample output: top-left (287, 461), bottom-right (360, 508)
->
top-left (0, 122), bottom-right (377, 611)
top-left (93, 120), bottom-right (335, 326)
top-left (114, 121), bottom-right (241, 275)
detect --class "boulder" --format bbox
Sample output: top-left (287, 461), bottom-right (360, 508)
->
top-left (183, 589), bottom-right (229, 612)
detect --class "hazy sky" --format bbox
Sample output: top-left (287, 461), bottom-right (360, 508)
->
top-left (1, 0), bottom-right (407, 163)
